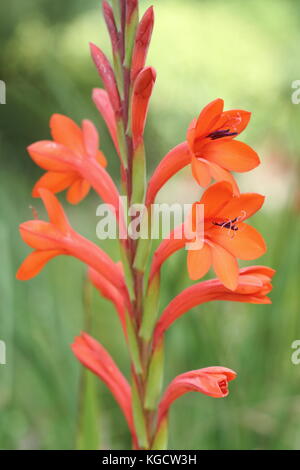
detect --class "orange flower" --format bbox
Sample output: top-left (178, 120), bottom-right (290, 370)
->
top-left (16, 189), bottom-right (125, 289)
top-left (146, 99), bottom-right (260, 205)
top-left (187, 182), bottom-right (266, 289)
top-left (149, 182), bottom-right (266, 291)
top-left (154, 266), bottom-right (275, 345)
top-left (29, 114), bottom-right (107, 204)
top-left (157, 367), bottom-right (237, 425)
top-left (187, 98), bottom-right (260, 191)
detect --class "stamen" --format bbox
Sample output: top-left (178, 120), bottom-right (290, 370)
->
top-left (207, 129), bottom-right (238, 140)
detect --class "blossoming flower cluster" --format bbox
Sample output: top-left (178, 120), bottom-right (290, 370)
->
top-left (17, 0), bottom-right (274, 450)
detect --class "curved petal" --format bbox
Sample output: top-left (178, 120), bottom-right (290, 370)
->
top-left (204, 140), bottom-right (260, 172)
top-left (19, 221), bottom-right (62, 250)
top-left (28, 141), bottom-right (76, 172)
top-left (206, 160), bottom-right (240, 196)
top-left (191, 157), bottom-right (211, 187)
top-left (187, 244), bottom-right (211, 280)
top-left (39, 189), bottom-right (71, 233)
top-left (212, 223), bottom-right (267, 260)
top-left (32, 171), bottom-right (77, 197)
top-left (218, 193), bottom-right (265, 221)
top-left (67, 179), bottom-right (91, 204)
top-left (200, 181), bottom-right (233, 220)
top-left (16, 249), bottom-right (62, 280)
top-left (50, 114), bottom-right (85, 156)
top-left (211, 243), bottom-right (239, 290)
top-left (195, 98), bottom-right (224, 139)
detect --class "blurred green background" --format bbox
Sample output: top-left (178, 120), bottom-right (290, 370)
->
top-left (0, 0), bottom-right (300, 450)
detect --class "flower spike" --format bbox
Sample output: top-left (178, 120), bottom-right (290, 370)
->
top-left (17, 1), bottom-right (274, 451)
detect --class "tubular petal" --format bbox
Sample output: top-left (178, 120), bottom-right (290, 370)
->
top-left (204, 140), bottom-right (260, 172)
top-left (149, 224), bottom-right (187, 281)
top-left (154, 266), bottom-right (275, 343)
top-left (146, 142), bottom-right (191, 206)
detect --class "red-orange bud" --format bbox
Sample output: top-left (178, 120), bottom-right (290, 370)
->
top-left (90, 42), bottom-right (122, 117)
top-left (131, 66), bottom-right (156, 148)
top-left (131, 7), bottom-right (154, 82)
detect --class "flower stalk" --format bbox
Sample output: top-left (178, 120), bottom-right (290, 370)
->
top-left (17, 0), bottom-right (275, 450)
